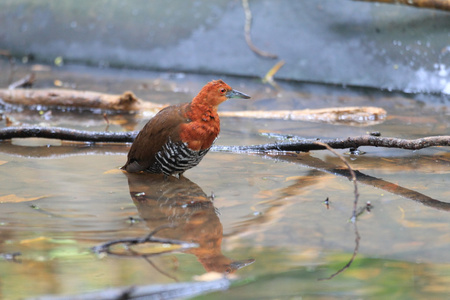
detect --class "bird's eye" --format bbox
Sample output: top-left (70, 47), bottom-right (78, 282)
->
top-left (220, 88), bottom-right (226, 93)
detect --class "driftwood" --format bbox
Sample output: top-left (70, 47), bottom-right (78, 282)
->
top-left (354, 0), bottom-right (450, 11)
top-left (0, 88), bottom-right (386, 125)
top-left (219, 106), bottom-right (386, 126)
top-left (0, 88), bottom-right (164, 112)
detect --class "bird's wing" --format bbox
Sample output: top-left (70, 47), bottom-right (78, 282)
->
top-left (123, 104), bottom-right (188, 172)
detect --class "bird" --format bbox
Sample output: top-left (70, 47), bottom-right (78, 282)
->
top-left (121, 79), bottom-right (250, 177)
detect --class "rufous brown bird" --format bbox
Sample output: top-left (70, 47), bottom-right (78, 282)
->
top-left (122, 79), bottom-right (250, 176)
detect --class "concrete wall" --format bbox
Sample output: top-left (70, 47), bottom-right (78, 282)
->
top-left (1, 0), bottom-right (449, 94)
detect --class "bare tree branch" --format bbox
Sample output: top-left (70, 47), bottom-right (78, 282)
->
top-left (242, 0), bottom-right (278, 58)
top-left (215, 135), bottom-right (450, 152)
top-left (355, 0), bottom-right (450, 11)
top-left (0, 127), bottom-right (448, 153)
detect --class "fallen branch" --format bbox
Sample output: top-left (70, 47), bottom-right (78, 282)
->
top-left (220, 106), bottom-right (386, 126)
top-left (1, 89), bottom-right (386, 125)
top-left (214, 135), bottom-right (450, 152)
top-left (0, 88), bottom-right (164, 112)
top-left (0, 127), bottom-right (448, 153)
top-left (354, 0), bottom-right (450, 11)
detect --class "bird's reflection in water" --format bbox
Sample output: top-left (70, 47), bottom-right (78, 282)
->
top-left (126, 173), bottom-right (254, 274)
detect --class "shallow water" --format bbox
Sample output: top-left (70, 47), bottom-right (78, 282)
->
top-left (0, 63), bottom-right (449, 299)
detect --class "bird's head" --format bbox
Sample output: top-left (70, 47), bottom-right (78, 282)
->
top-left (193, 79), bottom-right (250, 108)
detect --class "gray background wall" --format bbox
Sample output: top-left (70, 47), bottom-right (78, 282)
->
top-left (1, 0), bottom-right (449, 94)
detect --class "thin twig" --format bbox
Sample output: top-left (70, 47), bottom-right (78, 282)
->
top-left (102, 113), bottom-right (110, 132)
top-left (314, 141), bottom-right (359, 220)
top-left (242, 0), bottom-right (278, 58)
top-left (8, 73), bottom-right (35, 90)
top-left (143, 224), bottom-right (177, 241)
top-left (319, 222), bottom-right (361, 281)
top-left (143, 256), bottom-right (179, 282)
top-left (313, 141), bottom-right (360, 280)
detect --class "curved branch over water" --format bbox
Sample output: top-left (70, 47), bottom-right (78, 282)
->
top-left (0, 126), bottom-right (448, 152)
top-left (215, 135), bottom-right (450, 152)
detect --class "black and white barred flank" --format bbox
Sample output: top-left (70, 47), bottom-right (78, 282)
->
top-left (147, 138), bottom-right (211, 176)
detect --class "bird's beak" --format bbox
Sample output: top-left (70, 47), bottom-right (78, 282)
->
top-left (226, 89), bottom-right (251, 99)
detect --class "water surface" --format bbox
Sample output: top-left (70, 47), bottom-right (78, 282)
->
top-left (0, 63), bottom-right (449, 299)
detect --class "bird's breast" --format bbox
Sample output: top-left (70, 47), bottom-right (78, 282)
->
top-left (179, 110), bottom-right (220, 151)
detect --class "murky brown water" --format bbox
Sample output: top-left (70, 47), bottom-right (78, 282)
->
top-left (0, 62), bottom-right (449, 299)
